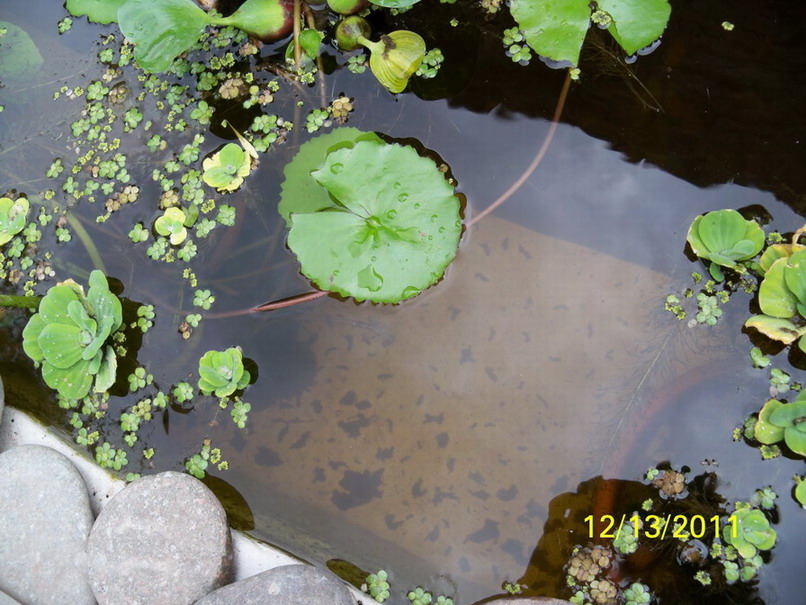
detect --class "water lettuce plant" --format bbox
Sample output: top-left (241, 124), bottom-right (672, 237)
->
top-left (753, 396), bottom-right (806, 456)
top-left (0, 196), bottom-right (29, 245)
top-left (723, 506), bottom-right (777, 559)
top-left (197, 347), bottom-right (251, 397)
top-left (154, 207), bottom-right (188, 245)
top-left (686, 209), bottom-right (765, 280)
top-left (22, 270), bottom-right (122, 400)
top-left (509, 0), bottom-right (671, 67)
top-left (745, 248), bottom-right (806, 352)
top-left (280, 130), bottom-right (462, 302)
top-left (202, 143), bottom-right (253, 192)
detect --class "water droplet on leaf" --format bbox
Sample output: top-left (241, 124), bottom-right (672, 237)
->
top-left (386, 209), bottom-right (398, 220)
top-left (330, 162), bottom-right (344, 174)
top-left (397, 192), bottom-right (409, 202)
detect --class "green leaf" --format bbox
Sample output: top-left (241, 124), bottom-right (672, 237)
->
top-left (65, 0), bottom-right (127, 24)
top-left (278, 128), bottom-right (383, 225)
top-left (759, 243), bottom-right (806, 274)
top-left (597, 0), bottom-right (671, 55)
top-left (42, 360), bottom-right (94, 400)
top-left (796, 479), bottom-right (806, 507)
top-left (0, 22), bottom-right (43, 80)
top-left (38, 285), bottom-right (83, 327)
top-left (117, 0), bottom-right (212, 73)
top-left (768, 401), bottom-right (806, 427)
top-left (755, 399), bottom-right (786, 445)
top-left (21, 314), bottom-right (46, 362)
top-left (745, 315), bottom-right (806, 345)
top-left (87, 270), bottom-right (123, 331)
top-left (0, 196), bottom-right (30, 245)
top-left (698, 210), bottom-right (748, 257)
top-left (38, 323), bottom-right (86, 369)
top-left (202, 143), bottom-right (252, 192)
top-left (93, 346), bottom-right (117, 393)
top-left (510, 0), bottom-right (592, 66)
top-left (287, 140), bottom-right (462, 303)
top-left (758, 258), bottom-right (798, 318)
top-left (784, 249), bottom-right (806, 306)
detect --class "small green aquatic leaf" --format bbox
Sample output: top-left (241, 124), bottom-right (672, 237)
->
top-left (724, 508), bottom-right (776, 559)
top-left (687, 210), bottom-right (765, 272)
top-left (66, 0), bottom-right (127, 24)
top-left (94, 346), bottom-right (117, 393)
top-left (0, 21), bottom-right (43, 79)
top-left (597, 0), bottom-right (671, 55)
top-left (154, 207), bottom-right (188, 245)
top-left (117, 0), bottom-right (212, 73)
top-left (0, 196), bottom-right (29, 245)
top-left (795, 478), bottom-right (806, 508)
top-left (278, 128), bottom-right (383, 224)
top-left (38, 323), bottom-right (88, 370)
top-left (510, 0), bottom-right (592, 66)
top-left (783, 249), bottom-right (806, 308)
top-left (363, 31), bottom-right (426, 93)
top-left (42, 360), bottom-right (94, 401)
top-left (755, 399), bottom-right (786, 445)
top-left (87, 269), bottom-right (123, 332)
top-left (287, 140), bottom-right (462, 303)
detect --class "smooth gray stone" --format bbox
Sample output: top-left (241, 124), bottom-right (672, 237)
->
top-left (88, 471), bottom-right (232, 605)
top-left (0, 444), bottom-right (95, 605)
top-left (194, 564), bottom-right (356, 605)
top-left (0, 588), bottom-right (23, 605)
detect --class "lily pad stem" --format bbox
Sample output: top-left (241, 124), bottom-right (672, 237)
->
top-left (467, 72), bottom-right (571, 226)
top-left (0, 294), bottom-right (41, 309)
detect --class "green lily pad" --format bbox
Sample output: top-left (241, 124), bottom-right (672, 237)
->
top-left (510, 0), bottom-right (592, 67)
top-left (285, 140), bottom-right (462, 303)
top-left (598, 0), bottom-right (671, 55)
top-left (66, 0), bottom-right (127, 24)
top-left (278, 128), bottom-right (382, 225)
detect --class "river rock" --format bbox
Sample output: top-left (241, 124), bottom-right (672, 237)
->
top-left (87, 471), bottom-right (232, 605)
top-left (194, 564), bottom-right (356, 605)
top-left (0, 590), bottom-right (22, 605)
top-left (0, 444), bottom-right (95, 605)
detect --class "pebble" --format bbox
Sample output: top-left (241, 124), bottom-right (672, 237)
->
top-left (194, 564), bottom-right (356, 605)
top-left (0, 444), bottom-right (95, 605)
top-left (87, 471), bottom-right (232, 605)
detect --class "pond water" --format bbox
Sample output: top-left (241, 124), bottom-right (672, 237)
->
top-left (2, 1), bottom-right (805, 604)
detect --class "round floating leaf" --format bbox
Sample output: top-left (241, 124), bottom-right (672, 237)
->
top-left (286, 140), bottom-right (462, 303)
top-left (66, 0), bottom-right (127, 24)
top-left (754, 399), bottom-right (786, 445)
top-left (118, 0), bottom-right (212, 73)
top-left (510, 0), bottom-right (592, 67)
top-left (278, 128), bottom-right (382, 225)
top-left (597, 0), bottom-right (671, 55)
top-left (0, 21), bottom-right (43, 80)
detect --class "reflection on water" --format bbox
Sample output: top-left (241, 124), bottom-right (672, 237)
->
top-left (2, 1), bottom-right (806, 604)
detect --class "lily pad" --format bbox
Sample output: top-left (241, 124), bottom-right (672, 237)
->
top-left (510, 0), bottom-right (591, 67)
top-left (285, 140), bottom-right (462, 302)
top-left (66, 0), bottom-right (128, 24)
top-left (597, 0), bottom-right (671, 55)
top-left (278, 128), bottom-right (382, 225)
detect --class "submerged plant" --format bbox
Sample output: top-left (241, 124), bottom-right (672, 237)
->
top-left (197, 347), bottom-right (251, 397)
top-left (686, 209), bottom-right (765, 280)
top-left (0, 196), bottom-right (29, 245)
top-left (22, 270), bottom-right (122, 400)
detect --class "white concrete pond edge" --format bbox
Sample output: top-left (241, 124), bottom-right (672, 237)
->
top-left (0, 403), bottom-right (365, 603)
